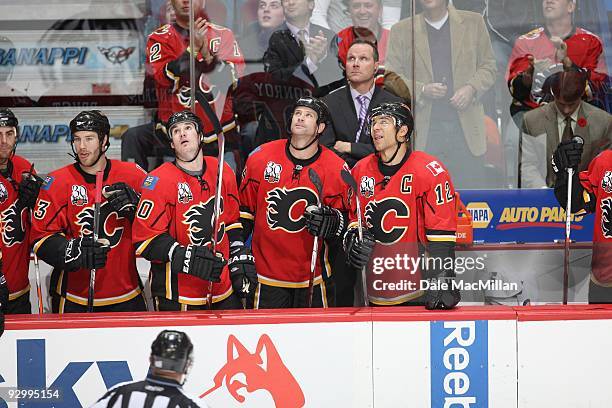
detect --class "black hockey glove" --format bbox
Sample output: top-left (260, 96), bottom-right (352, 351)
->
top-left (228, 243), bottom-right (257, 298)
top-left (424, 276), bottom-right (461, 310)
top-left (64, 236), bottom-right (110, 271)
top-left (552, 139), bottom-right (583, 175)
top-left (171, 244), bottom-right (226, 283)
top-left (343, 227), bottom-right (376, 270)
top-left (18, 173), bottom-right (44, 210)
top-left (103, 182), bottom-right (140, 220)
top-left (304, 205), bottom-right (345, 239)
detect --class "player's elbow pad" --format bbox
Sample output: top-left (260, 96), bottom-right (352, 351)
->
top-left (35, 234), bottom-right (69, 270)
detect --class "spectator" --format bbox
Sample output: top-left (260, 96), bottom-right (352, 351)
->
top-left (311, 0), bottom-right (352, 32)
top-left (333, 0), bottom-right (390, 86)
top-left (240, 0), bottom-right (286, 74)
top-left (263, 0), bottom-right (341, 93)
top-left (385, 0), bottom-right (496, 189)
top-left (521, 70), bottom-right (611, 188)
top-left (321, 39), bottom-right (402, 168)
top-left (507, 0), bottom-right (608, 120)
top-left (122, 0), bottom-right (244, 171)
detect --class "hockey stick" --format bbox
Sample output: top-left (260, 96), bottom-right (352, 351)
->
top-left (33, 254), bottom-right (43, 315)
top-left (307, 168), bottom-right (323, 308)
top-left (562, 136), bottom-right (583, 305)
top-left (87, 171), bottom-right (104, 313)
top-left (23, 163), bottom-right (44, 315)
top-left (341, 169), bottom-right (369, 307)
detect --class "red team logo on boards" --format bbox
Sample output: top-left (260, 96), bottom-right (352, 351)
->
top-left (200, 334), bottom-right (305, 407)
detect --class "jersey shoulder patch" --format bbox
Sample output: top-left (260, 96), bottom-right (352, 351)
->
top-left (41, 175), bottom-right (55, 191)
top-left (142, 175), bottom-right (159, 190)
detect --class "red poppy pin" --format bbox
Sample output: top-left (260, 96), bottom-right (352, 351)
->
top-left (577, 117), bottom-right (587, 127)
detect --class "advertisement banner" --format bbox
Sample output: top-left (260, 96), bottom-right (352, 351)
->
top-left (1, 30), bottom-right (143, 97)
top-left (460, 189), bottom-right (594, 244)
top-left (0, 322), bottom-right (373, 408)
top-left (372, 318), bottom-right (517, 408)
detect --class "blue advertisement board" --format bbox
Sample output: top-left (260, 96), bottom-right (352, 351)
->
top-left (459, 189), bottom-right (594, 244)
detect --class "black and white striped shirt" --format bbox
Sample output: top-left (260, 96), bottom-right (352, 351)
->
top-left (90, 374), bottom-right (207, 408)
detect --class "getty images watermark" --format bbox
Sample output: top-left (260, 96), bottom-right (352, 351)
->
top-left (369, 253), bottom-right (519, 292)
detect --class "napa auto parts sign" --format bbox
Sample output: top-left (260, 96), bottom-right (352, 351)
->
top-left (460, 189), bottom-right (594, 243)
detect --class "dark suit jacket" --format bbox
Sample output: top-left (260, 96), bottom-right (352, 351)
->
top-left (263, 22), bottom-right (342, 92)
top-left (320, 84), bottom-right (404, 167)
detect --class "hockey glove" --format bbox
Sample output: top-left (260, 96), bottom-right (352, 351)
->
top-left (64, 236), bottom-right (110, 271)
top-left (228, 243), bottom-right (258, 298)
top-left (343, 227), bottom-right (376, 270)
top-left (18, 173), bottom-right (44, 210)
top-left (552, 139), bottom-right (583, 175)
top-left (103, 182), bottom-right (140, 220)
top-left (304, 205), bottom-right (345, 239)
top-left (424, 276), bottom-right (461, 310)
top-left (171, 244), bottom-right (226, 283)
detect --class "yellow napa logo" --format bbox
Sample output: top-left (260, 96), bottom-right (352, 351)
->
top-left (466, 202), bottom-right (492, 228)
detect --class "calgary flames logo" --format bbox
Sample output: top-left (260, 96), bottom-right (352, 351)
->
top-left (266, 187), bottom-right (317, 233)
top-left (200, 334), bottom-right (305, 408)
top-left (364, 197), bottom-right (410, 244)
top-left (182, 196), bottom-right (226, 246)
top-left (1, 203), bottom-right (27, 247)
top-left (76, 202), bottom-right (125, 248)
top-left (601, 197), bottom-right (612, 239)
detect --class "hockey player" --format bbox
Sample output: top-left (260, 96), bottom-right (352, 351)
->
top-left (91, 330), bottom-right (205, 408)
top-left (31, 110), bottom-right (147, 313)
top-left (0, 108), bottom-right (43, 314)
top-left (145, 0), bottom-right (244, 149)
top-left (553, 141), bottom-right (612, 303)
top-left (240, 97), bottom-right (350, 308)
top-left (133, 110), bottom-right (256, 311)
top-left (344, 102), bottom-right (461, 309)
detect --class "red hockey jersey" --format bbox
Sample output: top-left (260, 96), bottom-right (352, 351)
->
top-left (147, 22), bottom-right (245, 140)
top-left (0, 155), bottom-right (35, 300)
top-left (239, 140), bottom-right (350, 287)
top-left (133, 159), bottom-right (240, 305)
top-left (31, 160), bottom-right (147, 306)
top-left (507, 27), bottom-right (608, 109)
top-left (349, 151), bottom-right (457, 305)
top-left (579, 150), bottom-right (612, 284)
top-left (233, 72), bottom-right (315, 141)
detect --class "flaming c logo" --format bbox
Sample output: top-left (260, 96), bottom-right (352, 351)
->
top-left (200, 334), bottom-right (305, 407)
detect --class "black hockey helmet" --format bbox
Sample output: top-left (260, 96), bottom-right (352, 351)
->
top-left (0, 108), bottom-right (18, 130)
top-left (293, 96), bottom-right (330, 126)
top-left (69, 110), bottom-right (111, 146)
top-left (150, 330), bottom-right (194, 375)
top-left (68, 110), bottom-right (111, 165)
top-left (166, 110), bottom-right (203, 139)
top-left (367, 102), bottom-right (414, 140)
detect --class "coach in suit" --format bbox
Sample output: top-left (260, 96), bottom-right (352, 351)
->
top-left (321, 39), bottom-right (403, 168)
top-left (263, 0), bottom-right (342, 92)
top-left (384, 0), bottom-right (496, 188)
top-left (521, 70), bottom-right (612, 188)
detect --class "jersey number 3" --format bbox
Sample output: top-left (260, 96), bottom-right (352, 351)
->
top-left (34, 200), bottom-right (50, 220)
